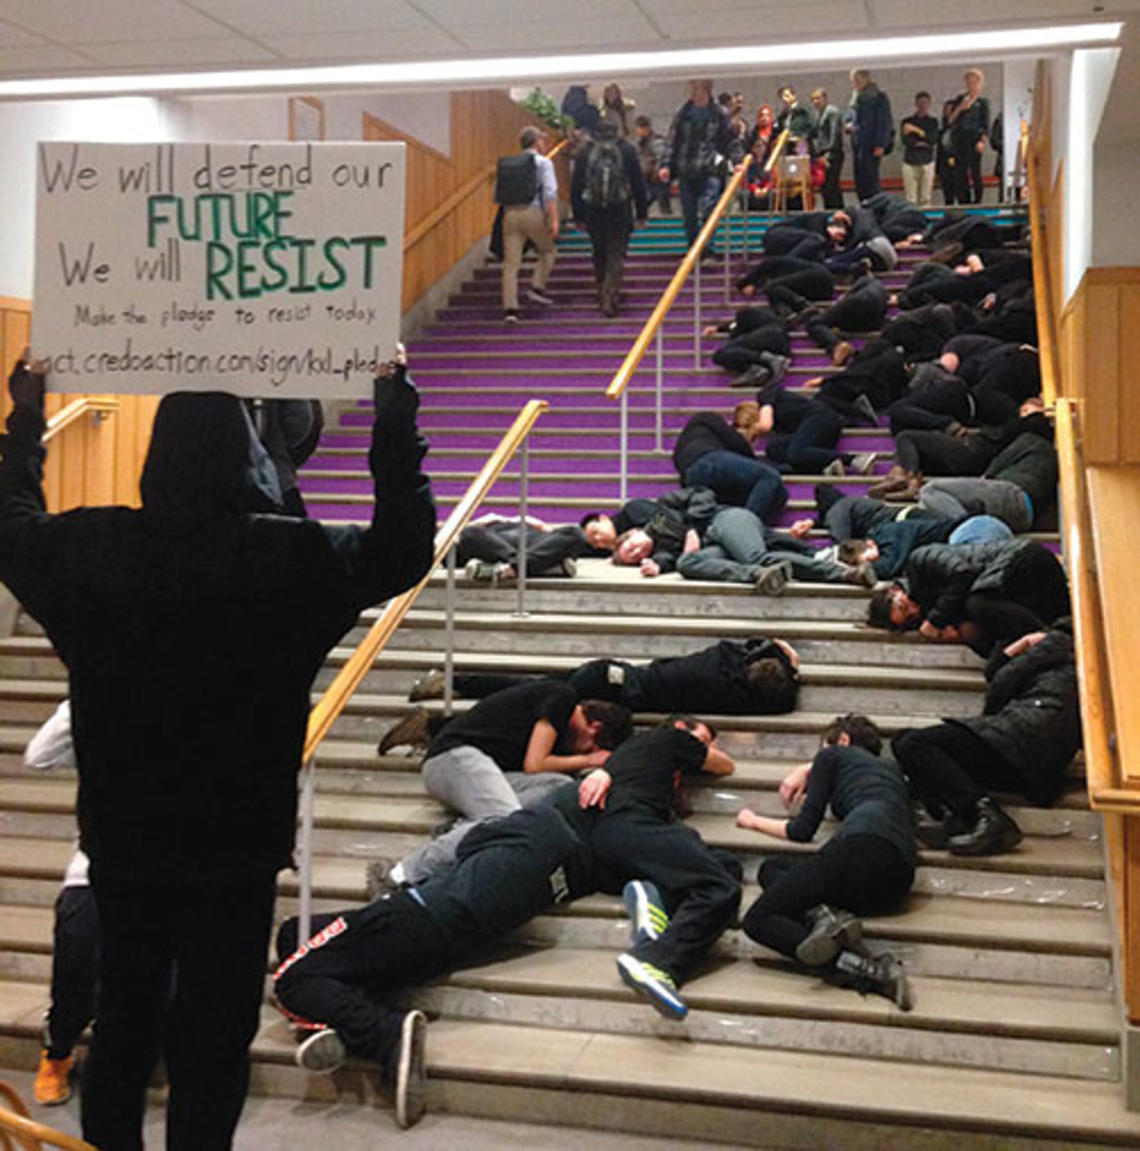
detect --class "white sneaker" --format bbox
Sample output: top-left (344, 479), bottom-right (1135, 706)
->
top-left (526, 287), bottom-right (555, 306)
top-left (295, 1027), bottom-right (346, 1074)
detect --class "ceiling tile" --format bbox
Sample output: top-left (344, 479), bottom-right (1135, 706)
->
top-left (446, 12), bottom-right (664, 53)
top-left (647, 0), bottom-right (869, 39)
top-left (0, 1), bottom-right (232, 44)
top-left (264, 28), bottom-right (450, 61)
top-left (870, 0), bottom-right (1140, 26)
top-left (0, 18), bottom-right (47, 47)
top-left (81, 38), bottom-right (283, 67)
top-left (0, 45), bottom-right (101, 73)
top-left (187, 0), bottom-right (429, 36)
top-left (415, 0), bottom-right (645, 19)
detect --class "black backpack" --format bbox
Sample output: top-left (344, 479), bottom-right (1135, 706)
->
top-left (582, 140), bottom-right (631, 208)
top-left (494, 152), bottom-right (538, 206)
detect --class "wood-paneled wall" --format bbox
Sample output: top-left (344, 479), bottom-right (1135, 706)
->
top-left (0, 298), bottom-right (157, 512)
top-left (363, 91), bottom-right (538, 312)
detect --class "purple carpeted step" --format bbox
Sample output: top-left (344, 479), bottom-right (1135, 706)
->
top-left (406, 350), bottom-right (841, 371)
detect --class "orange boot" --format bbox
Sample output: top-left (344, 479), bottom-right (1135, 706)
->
top-left (33, 1050), bottom-right (74, 1105)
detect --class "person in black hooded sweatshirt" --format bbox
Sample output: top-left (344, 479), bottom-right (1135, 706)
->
top-left (0, 353), bottom-right (435, 1151)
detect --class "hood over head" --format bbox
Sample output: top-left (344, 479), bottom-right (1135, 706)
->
top-left (140, 391), bottom-right (283, 531)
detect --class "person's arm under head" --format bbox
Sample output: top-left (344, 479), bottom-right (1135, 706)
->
top-left (523, 711), bottom-right (609, 774)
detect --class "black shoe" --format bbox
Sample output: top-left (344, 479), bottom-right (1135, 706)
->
top-left (834, 949), bottom-right (913, 1010)
top-left (796, 905), bottom-right (864, 967)
top-left (730, 364), bottom-right (771, 388)
top-left (758, 351), bottom-right (790, 384)
top-left (915, 811), bottom-right (971, 850)
top-left (852, 393), bottom-right (879, 426)
top-left (947, 796), bottom-right (1023, 856)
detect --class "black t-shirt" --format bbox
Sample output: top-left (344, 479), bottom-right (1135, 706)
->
top-left (428, 679), bottom-right (577, 770)
top-left (901, 114), bottom-right (938, 165)
top-left (632, 638), bottom-right (797, 715)
top-left (786, 745), bottom-right (916, 866)
top-left (603, 726), bottom-right (709, 820)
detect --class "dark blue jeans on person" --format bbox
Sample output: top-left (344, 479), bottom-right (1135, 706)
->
top-left (678, 174), bottom-right (723, 248)
top-left (682, 451), bottom-right (788, 522)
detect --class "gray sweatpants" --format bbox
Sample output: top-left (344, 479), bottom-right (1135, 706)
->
top-left (397, 744), bottom-right (573, 885)
top-left (918, 478), bottom-right (1034, 533)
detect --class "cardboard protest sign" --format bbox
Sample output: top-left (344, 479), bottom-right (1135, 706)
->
top-left (32, 141), bottom-right (406, 398)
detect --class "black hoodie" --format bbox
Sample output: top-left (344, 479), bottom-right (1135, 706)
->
top-left (0, 376), bottom-right (435, 877)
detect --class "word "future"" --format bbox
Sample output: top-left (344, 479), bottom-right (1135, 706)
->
top-left (146, 190), bottom-right (387, 300)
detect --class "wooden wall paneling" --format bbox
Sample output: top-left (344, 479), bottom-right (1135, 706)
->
top-left (1083, 281), bottom-right (1121, 464)
top-left (1122, 283), bottom-right (1140, 466)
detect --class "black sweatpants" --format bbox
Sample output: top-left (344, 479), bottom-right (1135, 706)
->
top-left (46, 885), bottom-right (99, 1061)
top-left (457, 522), bottom-right (587, 575)
top-left (764, 393), bottom-right (845, 472)
top-left (895, 428), bottom-right (996, 476)
top-left (741, 834), bottom-right (914, 959)
top-left (274, 894), bottom-right (454, 1066)
top-left (589, 809), bottom-right (740, 984)
top-left (806, 278), bottom-right (887, 352)
top-left (766, 266), bottom-right (835, 313)
top-left (894, 723), bottom-right (1022, 821)
top-left (712, 325), bottom-right (790, 372)
top-left (82, 869), bottom-right (278, 1151)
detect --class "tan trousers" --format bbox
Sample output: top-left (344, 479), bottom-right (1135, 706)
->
top-left (501, 203), bottom-right (556, 310)
top-left (902, 162), bottom-right (935, 207)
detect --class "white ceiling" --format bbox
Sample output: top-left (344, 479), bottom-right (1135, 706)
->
top-left (0, 0), bottom-right (1133, 76)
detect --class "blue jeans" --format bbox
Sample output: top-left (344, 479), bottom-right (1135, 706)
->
top-left (947, 514), bottom-right (1014, 545)
top-left (677, 507), bottom-right (846, 584)
top-left (678, 174), bottom-right (723, 247)
top-left (683, 451), bottom-right (788, 522)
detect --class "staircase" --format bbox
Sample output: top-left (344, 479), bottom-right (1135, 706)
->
top-left (2, 210), bottom-right (1138, 1146)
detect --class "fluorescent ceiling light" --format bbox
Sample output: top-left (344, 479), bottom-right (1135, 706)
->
top-left (0, 21), bottom-right (1122, 99)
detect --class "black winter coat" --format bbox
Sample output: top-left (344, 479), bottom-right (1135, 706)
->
top-left (0, 378), bottom-right (435, 879)
top-left (949, 621), bottom-right (1080, 805)
top-left (904, 538), bottom-right (1037, 628)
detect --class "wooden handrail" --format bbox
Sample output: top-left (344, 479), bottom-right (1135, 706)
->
top-left (764, 128), bottom-right (791, 174)
top-left (42, 396), bottom-right (118, 444)
top-left (303, 398), bottom-right (548, 760)
top-left (0, 1080), bottom-right (97, 1149)
top-left (403, 137), bottom-right (569, 253)
top-left (1053, 398), bottom-right (1130, 810)
top-left (605, 160), bottom-right (749, 401)
top-left (1025, 139), bottom-right (1061, 403)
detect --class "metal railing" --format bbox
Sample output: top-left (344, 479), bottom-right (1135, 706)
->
top-left (603, 131), bottom-right (789, 496)
top-left (297, 398), bottom-right (549, 939)
top-left (41, 396), bottom-right (118, 444)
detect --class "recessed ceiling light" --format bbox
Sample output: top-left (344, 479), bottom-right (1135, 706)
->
top-left (0, 22), bottom-right (1122, 100)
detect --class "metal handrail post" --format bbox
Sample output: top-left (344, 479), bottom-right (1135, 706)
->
top-left (619, 389), bottom-right (629, 503)
top-left (444, 544), bottom-right (456, 716)
top-left (514, 441), bottom-right (530, 617)
top-left (723, 204), bottom-right (732, 304)
top-left (297, 756), bottom-right (316, 946)
top-left (693, 252), bottom-right (701, 369)
top-left (655, 326), bottom-right (664, 452)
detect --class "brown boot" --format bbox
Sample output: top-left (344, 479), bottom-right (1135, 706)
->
top-left (378, 707), bottom-right (431, 756)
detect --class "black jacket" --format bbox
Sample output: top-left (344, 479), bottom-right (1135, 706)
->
top-left (904, 539), bottom-right (1038, 629)
top-left (642, 486), bottom-right (718, 573)
top-left (949, 621), bottom-right (1080, 805)
top-left (984, 430), bottom-right (1058, 517)
top-left (673, 412), bottom-right (757, 475)
top-left (0, 378), bottom-right (435, 879)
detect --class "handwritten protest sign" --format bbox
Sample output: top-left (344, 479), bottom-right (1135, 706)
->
top-left (32, 140), bottom-right (406, 398)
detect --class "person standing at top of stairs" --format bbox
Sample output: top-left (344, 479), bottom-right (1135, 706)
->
top-left (497, 125), bottom-right (560, 325)
top-left (0, 351), bottom-right (436, 1151)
